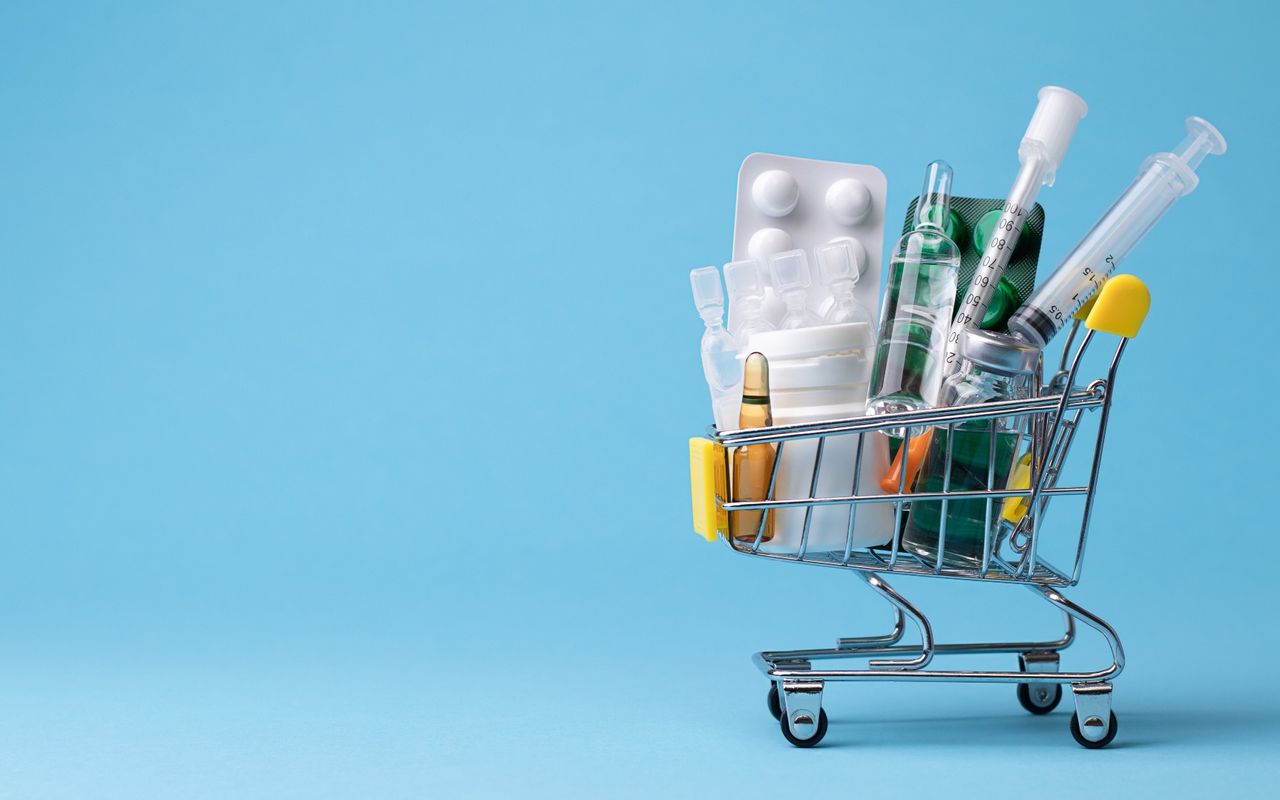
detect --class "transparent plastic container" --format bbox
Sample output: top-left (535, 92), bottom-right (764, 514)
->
top-left (690, 266), bottom-right (743, 431)
top-left (724, 258), bottom-right (777, 346)
top-left (815, 240), bottom-right (873, 326)
top-left (767, 250), bottom-right (822, 330)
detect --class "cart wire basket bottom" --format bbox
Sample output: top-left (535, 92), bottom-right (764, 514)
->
top-left (689, 276), bottom-right (1150, 748)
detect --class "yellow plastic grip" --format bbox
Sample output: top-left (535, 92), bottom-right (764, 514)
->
top-left (1001, 451), bottom-right (1034, 525)
top-left (689, 437), bottom-right (728, 542)
top-left (1083, 274), bottom-right (1150, 338)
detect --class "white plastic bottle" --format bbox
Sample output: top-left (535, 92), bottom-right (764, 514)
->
top-left (744, 324), bottom-right (892, 554)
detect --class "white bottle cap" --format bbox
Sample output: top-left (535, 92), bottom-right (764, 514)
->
top-left (1021, 86), bottom-right (1088, 185)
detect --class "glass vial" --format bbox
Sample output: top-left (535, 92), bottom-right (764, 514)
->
top-left (901, 329), bottom-right (1039, 567)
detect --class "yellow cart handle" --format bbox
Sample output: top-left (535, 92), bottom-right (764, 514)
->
top-left (1005, 274), bottom-right (1151, 526)
top-left (1083, 274), bottom-right (1150, 338)
top-left (689, 437), bottom-right (728, 541)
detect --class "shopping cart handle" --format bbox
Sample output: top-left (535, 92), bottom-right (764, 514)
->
top-left (689, 437), bottom-right (728, 541)
top-left (1084, 274), bottom-right (1150, 338)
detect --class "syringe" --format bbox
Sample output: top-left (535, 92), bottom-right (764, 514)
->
top-left (945, 87), bottom-right (1088, 367)
top-left (1007, 116), bottom-right (1227, 349)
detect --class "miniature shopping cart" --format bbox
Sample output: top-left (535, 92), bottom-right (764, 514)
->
top-left (688, 277), bottom-right (1150, 749)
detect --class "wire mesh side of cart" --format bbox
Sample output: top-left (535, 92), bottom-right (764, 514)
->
top-left (712, 327), bottom-right (1131, 587)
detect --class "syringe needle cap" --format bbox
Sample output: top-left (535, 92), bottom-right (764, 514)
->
top-left (1022, 86), bottom-right (1088, 180)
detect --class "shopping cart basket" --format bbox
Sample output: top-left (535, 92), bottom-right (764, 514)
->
top-left (688, 276), bottom-right (1151, 748)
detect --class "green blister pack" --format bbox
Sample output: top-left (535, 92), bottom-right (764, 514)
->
top-left (902, 196), bottom-right (1045, 331)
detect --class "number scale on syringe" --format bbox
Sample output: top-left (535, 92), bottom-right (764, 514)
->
top-left (945, 201), bottom-right (1029, 365)
top-left (942, 86), bottom-right (1088, 369)
top-left (1005, 115), bottom-right (1227, 349)
top-left (1035, 258), bottom-right (1111, 333)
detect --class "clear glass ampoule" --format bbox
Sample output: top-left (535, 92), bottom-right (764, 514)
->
top-left (730, 352), bottom-right (777, 543)
top-left (866, 160), bottom-right (962, 433)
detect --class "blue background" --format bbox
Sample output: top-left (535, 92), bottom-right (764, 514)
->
top-left (1, 1), bottom-right (1275, 797)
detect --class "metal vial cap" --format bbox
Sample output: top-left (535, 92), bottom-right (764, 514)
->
top-left (956, 328), bottom-right (1039, 375)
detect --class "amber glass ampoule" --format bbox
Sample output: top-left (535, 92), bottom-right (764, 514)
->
top-left (730, 352), bottom-right (777, 543)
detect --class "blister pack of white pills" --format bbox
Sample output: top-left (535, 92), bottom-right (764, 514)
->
top-left (731, 154), bottom-right (887, 330)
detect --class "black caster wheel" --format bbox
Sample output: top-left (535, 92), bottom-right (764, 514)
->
top-left (767, 684), bottom-right (782, 721)
top-left (1017, 682), bottom-right (1063, 715)
top-left (779, 708), bottom-right (828, 748)
top-left (1070, 710), bottom-right (1118, 749)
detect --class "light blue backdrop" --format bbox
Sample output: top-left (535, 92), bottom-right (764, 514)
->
top-left (1, 1), bottom-right (1275, 797)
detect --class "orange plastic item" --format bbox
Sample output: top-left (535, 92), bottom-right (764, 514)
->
top-left (880, 429), bottom-right (934, 494)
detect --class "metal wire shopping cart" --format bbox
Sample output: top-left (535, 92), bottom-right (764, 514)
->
top-left (688, 276), bottom-right (1151, 749)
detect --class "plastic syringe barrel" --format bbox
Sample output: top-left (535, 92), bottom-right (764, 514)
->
top-left (945, 87), bottom-right (1086, 366)
top-left (1006, 116), bottom-right (1227, 349)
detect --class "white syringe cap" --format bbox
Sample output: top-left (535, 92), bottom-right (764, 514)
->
top-left (1021, 86), bottom-right (1088, 186)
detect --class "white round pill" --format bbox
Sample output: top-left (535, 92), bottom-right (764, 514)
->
top-left (825, 178), bottom-right (872, 226)
top-left (752, 170), bottom-right (800, 218)
top-left (747, 228), bottom-right (793, 261)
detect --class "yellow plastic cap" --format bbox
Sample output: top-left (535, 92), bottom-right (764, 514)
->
top-left (1084, 274), bottom-right (1150, 338)
top-left (689, 437), bottom-right (728, 541)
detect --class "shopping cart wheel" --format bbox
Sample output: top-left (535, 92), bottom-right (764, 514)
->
top-left (767, 684), bottom-right (782, 721)
top-left (1017, 682), bottom-right (1063, 714)
top-left (779, 708), bottom-right (828, 748)
top-left (1070, 711), bottom-right (1118, 749)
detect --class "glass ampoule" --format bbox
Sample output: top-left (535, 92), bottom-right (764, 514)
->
top-left (730, 352), bottom-right (777, 543)
top-left (866, 160), bottom-right (961, 431)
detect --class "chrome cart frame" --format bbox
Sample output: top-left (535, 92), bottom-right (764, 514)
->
top-left (707, 298), bottom-right (1143, 749)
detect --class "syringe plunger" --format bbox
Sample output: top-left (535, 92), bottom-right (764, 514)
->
top-left (1006, 116), bottom-right (1227, 349)
top-left (1166, 115), bottom-right (1228, 189)
top-left (1020, 86), bottom-right (1088, 185)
